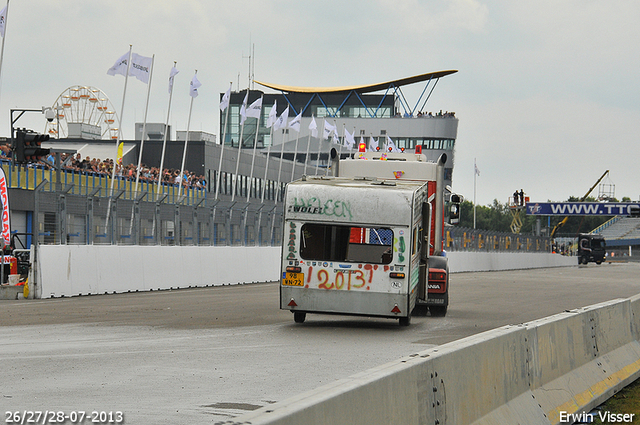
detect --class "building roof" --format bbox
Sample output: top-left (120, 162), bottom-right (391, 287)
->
top-left (254, 70), bottom-right (458, 94)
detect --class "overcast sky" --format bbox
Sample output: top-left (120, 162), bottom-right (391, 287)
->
top-left (0, 0), bottom-right (638, 206)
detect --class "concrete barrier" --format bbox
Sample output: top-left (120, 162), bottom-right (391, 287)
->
top-left (36, 245), bottom-right (281, 298)
top-left (233, 297), bottom-right (640, 425)
top-left (447, 251), bottom-right (575, 272)
top-left (33, 246), bottom-right (574, 298)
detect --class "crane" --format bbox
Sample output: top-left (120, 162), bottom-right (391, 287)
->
top-left (549, 170), bottom-right (610, 239)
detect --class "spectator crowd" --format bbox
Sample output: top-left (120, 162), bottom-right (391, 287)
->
top-left (0, 144), bottom-right (207, 190)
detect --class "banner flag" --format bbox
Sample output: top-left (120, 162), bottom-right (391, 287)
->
top-left (219, 84), bottom-right (231, 111)
top-left (168, 66), bottom-right (179, 94)
top-left (266, 100), bottom-right (277, 128)
top-left (0, 166), bottom-right (10, 247)
top-left (189, 73), bottom-right (201, 98)
top-left (288, 113), bottom-right (302, 132)
top-left (309, 116), bottom-right (318, 138)
top-left (246, 97), bottom-right (263, 119)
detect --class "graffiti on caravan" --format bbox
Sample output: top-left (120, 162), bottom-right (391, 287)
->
top-left (288, 197), bottom-right (353, 220)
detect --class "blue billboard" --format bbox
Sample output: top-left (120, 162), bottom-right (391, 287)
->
top-left (525, 202), bottom-right (640, 216)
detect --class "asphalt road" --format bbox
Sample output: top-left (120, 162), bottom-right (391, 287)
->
top-left (1, 262), bottom-right (639, 424)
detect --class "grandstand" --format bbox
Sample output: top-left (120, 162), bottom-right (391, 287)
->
top-left (592, 217), bottom-right (640, 258)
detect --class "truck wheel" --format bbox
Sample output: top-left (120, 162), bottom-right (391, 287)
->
top-left (293, 312), bottom-right (306, 323)
top-left (596, 260), bottom-right (602, 265)
top-left (399, 316), bottom-right (411, 326)
top-left (412, 305), bottom-right (428, 317)
top-left (430, 306), bottom-right (448, 317)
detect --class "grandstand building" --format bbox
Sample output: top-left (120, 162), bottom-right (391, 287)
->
top-left (6, 70), bottom-right (460, 248)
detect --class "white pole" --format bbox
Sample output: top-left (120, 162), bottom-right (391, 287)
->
top-left (316, 118), bottom-right (326, 176)
top-left (246, 95), bottom-right (264, 202)
top-left (290, 118), bottom-right (301, 182)
top-left (215, 82), bottom-right (232, 200)
top-left (0, 0), bottom-right (10, 103)
top-left (231, 92), bottom-right (248, 203)
top-left (157, 61), bottom-right (177, 201)
top-left (303, 115), bottom-right (314, 176)
top-left (260, 118), bottom-right (275, 203)
top-left (473, 157), bottom-right (477, 229)
top-left (134, 54), bottom-right (155, 192)
top-left (275, 125), bottom-right (286, 204)
top-left (178, 70), bottom-right (197, 199)
top-left (105, 45), bottom-right (132, 232)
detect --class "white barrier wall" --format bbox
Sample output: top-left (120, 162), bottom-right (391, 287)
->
top-left (234, 297), bottom-right (640, 425)
top-left (34, 246), bottom-right (574, 298)
top-left (36, 245), bottom-right (281, 298)
top-left (447, 251), bottom-right (575, 272)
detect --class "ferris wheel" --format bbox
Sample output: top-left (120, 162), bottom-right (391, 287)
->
top-left (45, 85), bottom-right (120, 140)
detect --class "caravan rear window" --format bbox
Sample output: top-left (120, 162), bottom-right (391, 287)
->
top-left (299, 223), bottom-right (393, 264)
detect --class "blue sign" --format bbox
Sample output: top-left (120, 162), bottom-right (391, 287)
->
top-left (525, 202), bottom-right (640, 216)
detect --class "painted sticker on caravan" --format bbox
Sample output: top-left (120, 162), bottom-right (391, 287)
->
top-left (288, 197), bottom-right (353, 220)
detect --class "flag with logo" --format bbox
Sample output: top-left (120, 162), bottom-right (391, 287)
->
top-left (288, 113), bottom-right (302, 132)
top-left (344, 128), bottom-right (356, 149)
top-left (168, 65), bottom-right (179, 94)
top-left (274, 106), bottom-right (289, 131)
top-left (239, 93), bottom-right (249, 125)
top-left (309, 116), bottom-right (318, 138)
top-left (219, 84), bottom-right (231, 111)
top-left (189, 73), bottom-right (201, 98)
top-left (369, 137), bottom-right (378, 152)
top-left (129, 53), bottom-right (152, 84)
top-left (323, 121), bottom-right (336, 140)
top-left (107, 52), bottom-right (130, 77)
top-left (386, 135), bottom-right (400, 152)
top-left (116, 142), bottom-right (124, 165)
top-left (266, 101), bottom-right (277, 128)
top-left (0, 5), bottom-right (7, 38)
top-left (246, 97), bottom-right (263, 119)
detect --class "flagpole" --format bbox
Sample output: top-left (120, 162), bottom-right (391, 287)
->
top-left (260, 108), bottom-right (275, 203)
top-left (105, 45), bottom-right (132, 235)
top-left (157, 61), bottom-right (177, 201)
top-left (316, 118), bottom-right (326, 176)
top-left (178, 70), bottom-right (197, 199)
top-left (337, 123), bottom-right (345, 162)
top-left (275, 121), bottom-right (287, 204)
top-left (303, 116), bottom-right (314, 176)
top-left (0, 0), bottom-right (9, 103)
top-left (215, 83), bottom-right (232, 201)
top-left (246, 94), bottom-right (264, 202)
top-left (231, 91), bottom-right (248, 203)
top-left (473, 157), bottom-right (477, 229)
top-left (134, 54), bottom-right (154, 193)
top-left (290, 118), bottom-right (301, 182)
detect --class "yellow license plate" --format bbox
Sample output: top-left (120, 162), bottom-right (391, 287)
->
top-left (283, 272), bottom-right (304, 286)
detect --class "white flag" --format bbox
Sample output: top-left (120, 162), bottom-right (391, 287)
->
top-left (475, 163), bottom-right (480, 176)
top-left (168, 66), bottom-right (179, 94)
top-left (369, 137), bottom-right (378, 152)
top-left (0, 5), bottom-right (7, 38)
top-left (239, 93), bottom-right (249, 125)
top-left (266, 100), bottom-right (277, 128)
top-left (288, 113), bottom-right (302, 132)
top-left (246, 97), bottom-right (263, 119)
top-left (323, 121), bottom-right (337, 140)
top-left (107, 52), bottom-right (130, 78)
top-left (219, 84), bottom-right (231, 111)
top-left (274, 106), bottom-right (289, 131)
top-left (309, 116), bottom-right (318, 138)
top-left (129, 53), bottom-right (153, 84)
top-left (189, 73), bottom-right (202, 98)
top-left (386, 135), bottom-right (400, 152)
top-left (344, 128), bottom-right (356, 149)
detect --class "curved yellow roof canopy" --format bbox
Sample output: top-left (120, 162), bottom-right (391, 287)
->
top-left (254, 70), bottom-right (458, 94)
